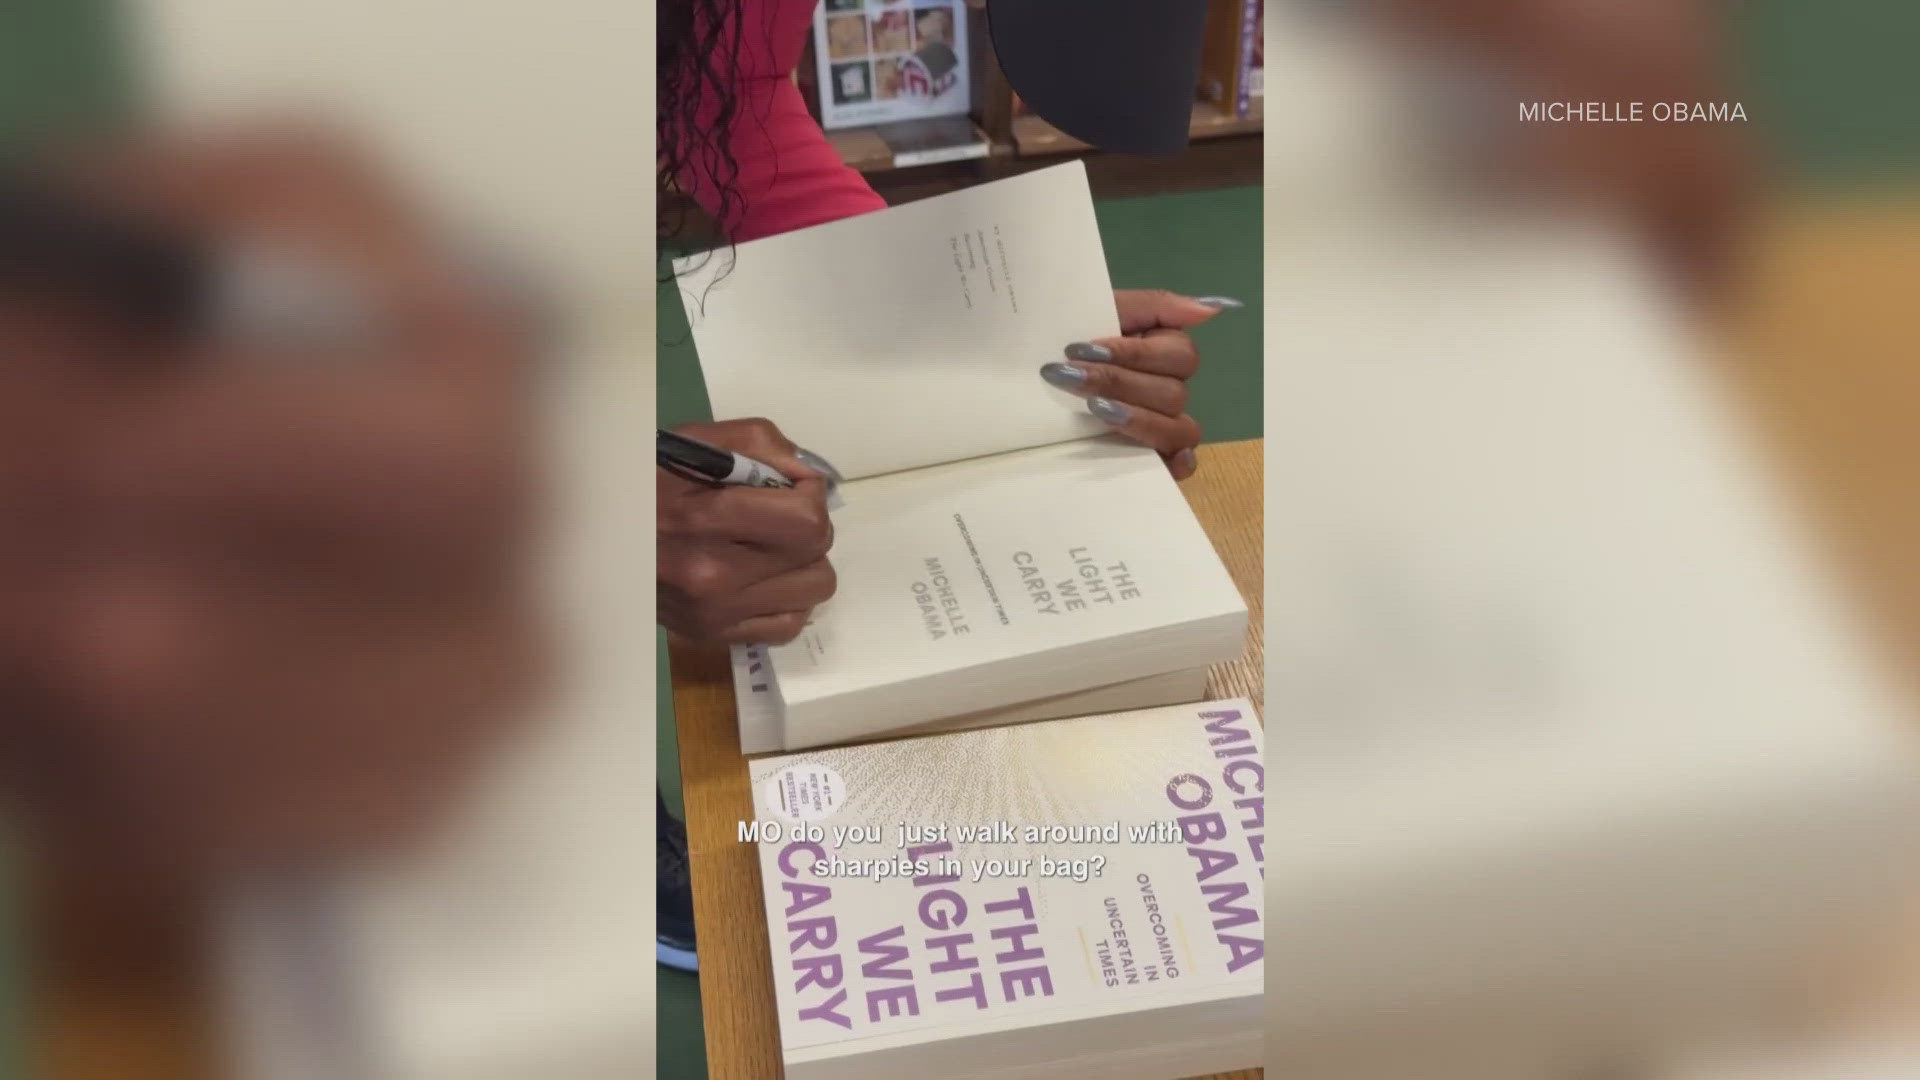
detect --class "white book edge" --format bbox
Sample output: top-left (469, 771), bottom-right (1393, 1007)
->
top-left (785, 984), bottom-right (1264, 1080)
top-left (732, 646), bottom-right (1216, 754)
top-left (781, 608), bottom-right (1247, 747)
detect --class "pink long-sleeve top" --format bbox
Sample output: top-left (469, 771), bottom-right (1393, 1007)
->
top-left (675, 0), bottom-right (889, 241)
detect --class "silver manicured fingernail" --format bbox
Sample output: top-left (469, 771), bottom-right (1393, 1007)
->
top-left (1040, 361), bottom-right (1089, 389)
top-left (1065, 342), bottom-right (1113, 362)
top-left (1088, 396), bottom-right (1130, 425)
top-left (1192, 296), bottom-right (1244, 310)
top-left (794, 447), bottom-right (844, 485)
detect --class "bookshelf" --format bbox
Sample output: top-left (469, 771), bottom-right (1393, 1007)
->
top-left (825, 120), bottom-right (1008, 174)
top-left (814, 1), bottom-right (1262, 186)
top-left (647, 0), bottom-right (1263, 227)
top-left (1008, 100), bottom-right (1265, 158)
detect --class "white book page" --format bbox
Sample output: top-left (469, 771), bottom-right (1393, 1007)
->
top-left (673, 162), bottom-right (1116, 480)
top-left (769, 439), bottom-right (1245, 704)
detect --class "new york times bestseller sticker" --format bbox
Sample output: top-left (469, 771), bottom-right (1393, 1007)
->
top-left (764, 764), bottom-right (847, 823)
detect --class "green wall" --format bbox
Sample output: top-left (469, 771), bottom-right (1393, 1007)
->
top-left (0, 0), bottom-right (133, 149)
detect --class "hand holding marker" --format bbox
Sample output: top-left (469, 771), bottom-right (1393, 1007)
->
top-left (657, 428), bottom-right (844, 506)
top-left (656, 420), bottom-right (843, 646)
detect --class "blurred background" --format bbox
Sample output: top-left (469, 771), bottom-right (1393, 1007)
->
top-left (1257, 2), bottom-right (1920, 1079)
top-left (4, 0), bottom-right (1920, 1078)
top-left (4, 0), bottom-right (657, 1078)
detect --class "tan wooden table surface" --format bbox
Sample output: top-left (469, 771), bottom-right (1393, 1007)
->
top-left (30, 201), bottom-right (1920, 1078)
top-left (669, 438), bottom-right (1267, 1080)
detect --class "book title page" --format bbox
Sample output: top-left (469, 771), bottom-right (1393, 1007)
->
top-left (768, 440), bottom-right (1244, 702)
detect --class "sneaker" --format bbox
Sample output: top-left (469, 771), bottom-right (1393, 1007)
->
top-left (658, 792), bottom-right (698, 972)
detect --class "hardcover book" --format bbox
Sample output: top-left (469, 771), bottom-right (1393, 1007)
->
top-left (675, 163), bottom-right (1248, 751)
top-left (747, 699), bottom-right (1266, 1079)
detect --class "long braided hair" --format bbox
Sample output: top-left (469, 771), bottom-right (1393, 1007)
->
top-left (657, 0), bottom-right (746, 254)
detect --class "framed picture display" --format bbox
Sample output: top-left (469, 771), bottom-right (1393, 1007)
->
top-left (813, 0), bottom-right (971, 129)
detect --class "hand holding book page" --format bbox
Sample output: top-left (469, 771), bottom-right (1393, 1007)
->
top-left (747, 700), bottom-right (1266, 1080)
top-left (1040, 288), bottom-right (1237, 481)
top-left (711, 488), bottom-right (1249, 1068)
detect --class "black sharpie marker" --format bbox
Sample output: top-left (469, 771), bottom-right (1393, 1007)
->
top-left (657, 428), bottom-right (796, 488)
top-left (657, 428), bottom-right (844, 508)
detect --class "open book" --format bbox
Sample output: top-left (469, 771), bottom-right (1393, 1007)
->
top-left (675, 163), bottom-right (1247, 751)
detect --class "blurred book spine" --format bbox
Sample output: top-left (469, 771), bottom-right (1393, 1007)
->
top-left (1247, 0), bottom-right (1265, 104)
top-left (1198, 0), bottom-right (1262, 118)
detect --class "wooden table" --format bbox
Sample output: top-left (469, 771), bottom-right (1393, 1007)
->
top-left (669, 438), bottom-right (1267, 1080)
top-left (33, 202), bottom-right (1920, 1078)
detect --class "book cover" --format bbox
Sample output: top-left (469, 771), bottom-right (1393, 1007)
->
top-left (816, 0), bottom-right (972, 131)
top-left (747, 700), bottom-right (1265, 1077)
